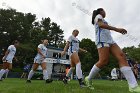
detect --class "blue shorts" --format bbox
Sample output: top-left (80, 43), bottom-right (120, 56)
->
top-left (23, 70), bottom-right (29, 73)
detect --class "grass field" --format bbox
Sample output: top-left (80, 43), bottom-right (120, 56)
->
top-left (0, 78), bottom-right (138, 93)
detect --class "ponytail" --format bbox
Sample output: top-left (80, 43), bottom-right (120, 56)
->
top-left (92, 10), bottom-right (97, 25)
top-left (92, 8), bottom-right (104, 25)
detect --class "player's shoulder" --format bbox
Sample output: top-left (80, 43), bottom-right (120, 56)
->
top-left (96, 14), bottom-right (103, 19)
top-left (38, 44), bottom-right (43, 47)
top-left (70, 35), bottom-right (76, 39)
top-left (38, 44), bottom-right (46, 48)
top-left (94, 14), bottom-right (103, 24)
top-left (8, 45), bottom-right (16, 51)
top-left (38, 44), bottom-right (43, 46)
top-left (8, 45), bottom-right (15, 48)
top-left (68, 35), bottom-right (73, 38)
top-left (68, 35), bottom-right (76, 42)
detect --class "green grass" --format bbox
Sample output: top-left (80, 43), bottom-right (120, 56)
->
top-left (0, 78), bottom-right (138, 93)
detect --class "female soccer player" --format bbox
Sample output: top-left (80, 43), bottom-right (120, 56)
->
top-left (26, 39), bottom-right (52, 83)
top-left (61, 29), bottom-right (87, 87)
top-left (0, 40), bottom-right (19, 80)
top-left (85, 8), bottom-right (140, 92)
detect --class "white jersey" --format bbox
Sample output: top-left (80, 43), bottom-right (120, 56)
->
top-left (5, 45), bottom-right (16, 62)
top-left (67, 35), bottom-right (80, 54)
top-left (35, 44), bottom-right (48, 60)
top-left (94, 14), bottom-right (114, 45)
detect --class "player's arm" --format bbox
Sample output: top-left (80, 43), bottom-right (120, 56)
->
top-left (61, 41), bottom-right (70, 56)
top-left (2, 50), bottom-right (9, 61)
top-left (79, 48), bottom-right (87, 53)
top-left (37, 48), bottom-right (46, 58)
top-left (46, 50), bottom-right (48, 58)
top-left (14, 56), bottom-right (18, 62)
top-left (97, 19), bottom-right (127, 34)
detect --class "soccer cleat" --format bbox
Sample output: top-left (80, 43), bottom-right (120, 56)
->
top-left (79, 81), bottom-right (87, 88)
top-left (46, 79), bottom-right (53, 83)
top-left (129, 86), bottom-right (140, 93)
top-left (26, 80), bottom-right (31, 83)
top-left (62, 77), bottom-right (68, 84)
top-left (85, 76), bottom-right (94, 90)
top-left (78, 78), bottom-right (87, 88)
top-left (62, 76), bottom-right (69, 84)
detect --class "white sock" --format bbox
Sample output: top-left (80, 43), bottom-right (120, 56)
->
top-left (5, 69), bottom-right (9, 74)
top-left (27, 70), bottom-right (35, 80)
top-left (66, 67), bottom-right (75, 77)
top-left (0, 69), bottom-right (6, 79)
top-left (88, 65), bottom-right (100, 80)
top-left (76, 62), bottom-right (83, 79)
top-left (120, 66), bottom-right (138, 88)
top-left (43, 70), bottom-right (49, 80)
top-left (5, 69), bottom-right (9, 78)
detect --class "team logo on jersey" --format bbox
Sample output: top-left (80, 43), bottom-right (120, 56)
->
top-left (72, 40), bottom-right (79, 43)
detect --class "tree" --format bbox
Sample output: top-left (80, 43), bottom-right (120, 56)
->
top-left (123, 46), bottom-right (140, 62)
top-left (0, 9), bottom-right (36, 45)
top-left (79, 38), bottom-right (98, 72)
top-left (0, 8), bottom-right (64, 71)
top-left (79, 38), bottom-right (98, 62)
top-left (40, 18), bottom-right (64, 47)
top-left (49, 23), bottom-right (64, 46)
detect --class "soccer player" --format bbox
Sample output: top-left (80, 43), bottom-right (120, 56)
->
top-left (20, 64), bottom-right (31, 79)
top-left (85, 8), bottom-right (140, 92)
top-left (0, 40), bottom-right (19, 80)
top-left (61, 29), bottom-right (87, 87)
top-left (26, 39), bottom-right (53, 83)
top-left (111, 68), bottom-right (118, 80)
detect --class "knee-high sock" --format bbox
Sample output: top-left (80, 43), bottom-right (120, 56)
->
top-left (76, 63), bottom-right (83, 79)
top-left (120, 66), bottom-right (138, 88)
top-left (5, 69), bottom-right (9, 78)
top-left (43, 70), bottom-right (49, 80)
top-left (88, 65), bottom-right (101, 80)
top-left (66, 67), bottom-right (75, 77)
top-left (27, 70), bottom-right (35, 80)
top-left (5, 69), bottom-right (9, 74)
top-left (0, 69), bottom-right (6, 79)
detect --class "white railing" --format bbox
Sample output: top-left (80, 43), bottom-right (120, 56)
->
top-left (45, 58), bottom-right (70, 64)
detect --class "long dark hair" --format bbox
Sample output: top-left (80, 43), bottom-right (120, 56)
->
top-left (92, 8), bottom-right (104, 25)
top-left (12, 40), bottom-right (19, 45)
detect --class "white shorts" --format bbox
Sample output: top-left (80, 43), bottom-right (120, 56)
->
top-left (34, 58), bottom-right (46, 64)
top-left (68, 51), bottom-right (77, 58)
top-left (3, 59), bottom-right (12, 63)
top-left (97, 42), bottom-right (116, 49)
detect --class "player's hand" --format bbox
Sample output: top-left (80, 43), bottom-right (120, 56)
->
top-left (80, 48), bottom-right (88, 53)
top-left (116, 28), bottom-right (127, 35)
top-left (2, 57), bottom-right (6, 61)
top-left (83, 50), bottom-right (88, 53)
top-left (16, 58), bottom-right (19, 62)
top-left (42, 55), bottom-right (46, 59)
top-left (61, 51), bottom-right (66, 57)
top-left (15, 59), bottom-right (18, 62)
